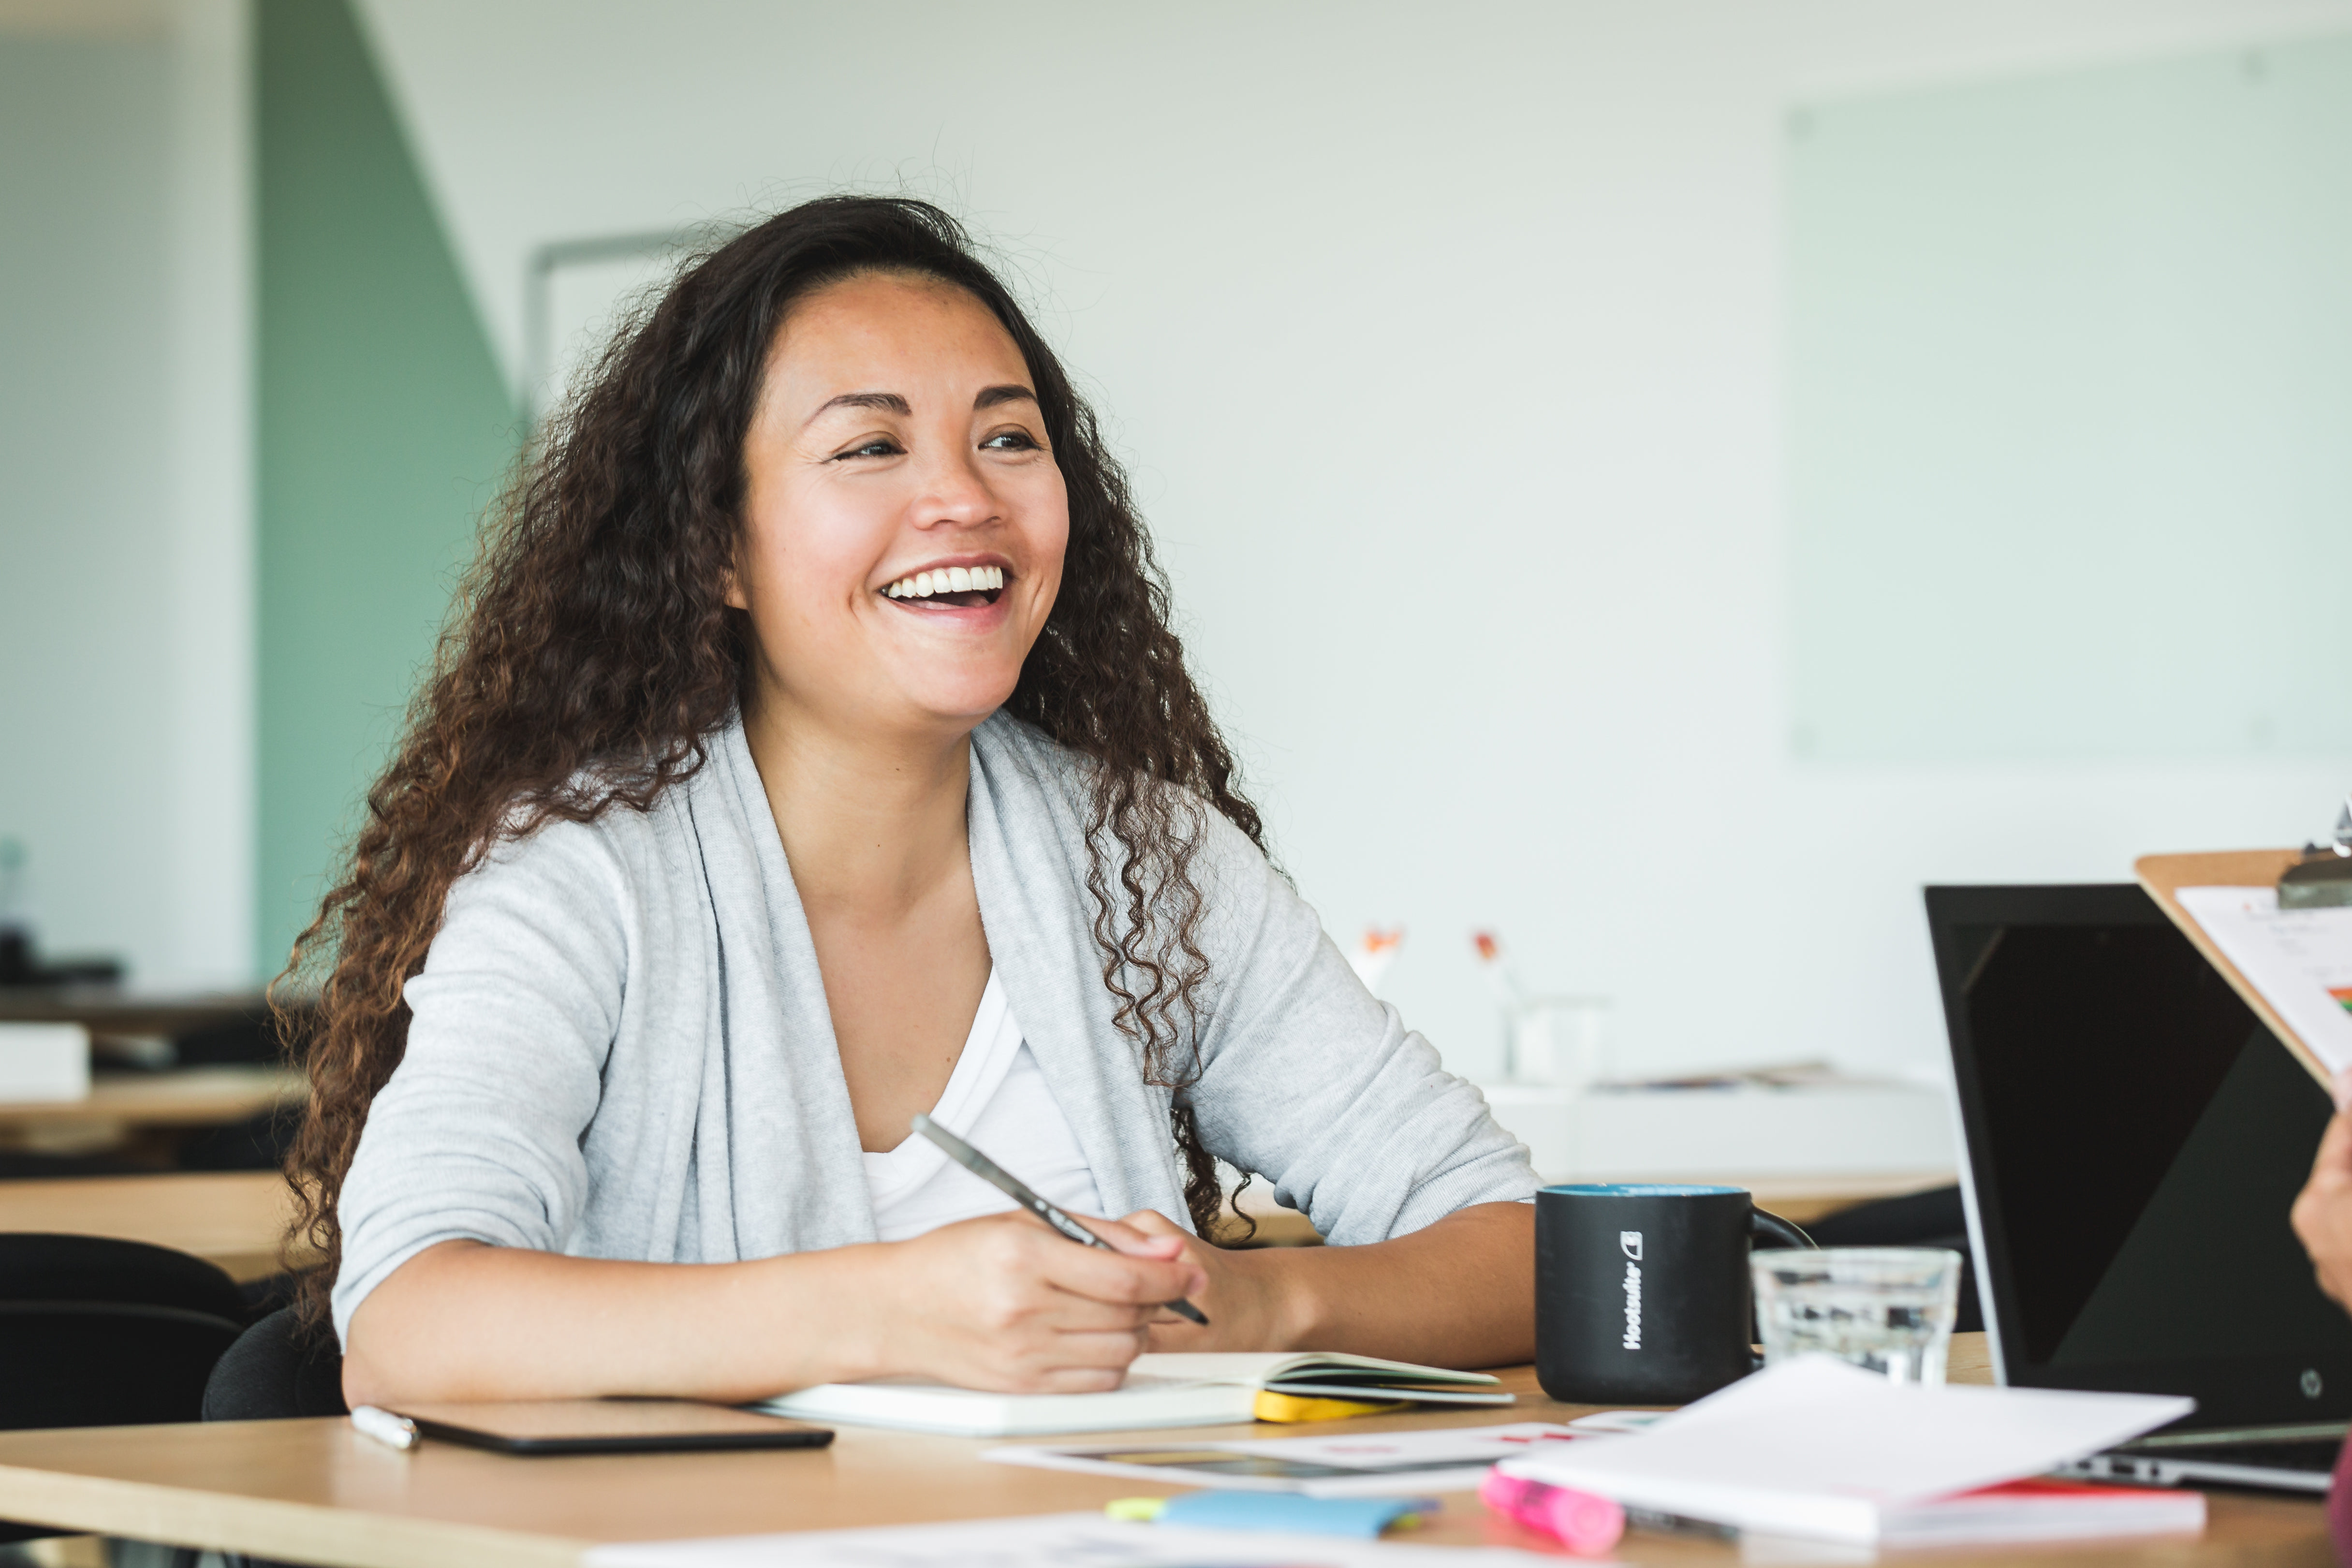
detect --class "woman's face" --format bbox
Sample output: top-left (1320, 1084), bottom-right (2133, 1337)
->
top-left (732, 271), bottom-right (1068, 742)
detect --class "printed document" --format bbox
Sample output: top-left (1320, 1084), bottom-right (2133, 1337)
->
top-left (2175, 886), bottom-right (2352, 1073)
top-left (987, 1421), bottom-right (1583, 1496)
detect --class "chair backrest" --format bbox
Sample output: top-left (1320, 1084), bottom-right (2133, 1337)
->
top-left (0, 1232), bottom-right (249, 1323)
top-left (203, 1306), bottom-right (348, 1421)
top-left (0, 1302), bottom-right (244, 1430)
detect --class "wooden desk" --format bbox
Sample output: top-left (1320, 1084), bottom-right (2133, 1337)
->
top-left (0, 1064), bottom-right (305, 1159)
top-left (0, 1170), bottom-right (301, 1282)
top-left (0, 1066), bottom-right (305, 1134)
top-left (0, 987), bottom-right (266, 1038)
top-left (0, 1344), bottom-right (2325, 1568)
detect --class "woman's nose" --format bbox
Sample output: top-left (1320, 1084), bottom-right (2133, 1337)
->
top-left (910, 446), bottom-right (998, 528)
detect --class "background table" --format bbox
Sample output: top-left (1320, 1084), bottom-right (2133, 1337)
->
top-left (0, 1066), bottom-right (303, 1141)
top-left (0, 1169), bottom-right (303, 1282)
top-left (0, 988), bottom-right (267, 1038)
top-left (0, 1345), bottom-right (2326, 1568)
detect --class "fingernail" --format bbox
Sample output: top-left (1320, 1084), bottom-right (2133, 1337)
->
top-left (2332, 1069), bottom-right (2352, 1115)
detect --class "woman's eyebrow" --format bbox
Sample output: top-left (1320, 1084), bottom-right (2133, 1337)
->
top-left (805, 390), bottom-right (911, 425)
top-left (974, 384), bottom-right (1038, 410)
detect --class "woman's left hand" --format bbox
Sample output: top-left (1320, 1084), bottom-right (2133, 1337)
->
top-left (1115, 1208), bottom-right (1294, 1352)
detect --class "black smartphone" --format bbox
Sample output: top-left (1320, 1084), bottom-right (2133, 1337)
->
top-left (389, 1398), bottom-right (834, 1456)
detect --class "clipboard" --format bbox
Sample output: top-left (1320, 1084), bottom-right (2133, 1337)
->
top-left (2137, 848), bottom-right (2331, 1088)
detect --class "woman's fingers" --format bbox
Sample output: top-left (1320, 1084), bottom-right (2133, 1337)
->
top-left (2293, 1112), bottom-right (2352, 1308)
top-left (948, 1213), bottom-right (1197, 1314)
top-left (1046, 1211), bottom-right (1207, 1299)
top-left (1075, 1210), bottom-right (1190, 1259)
top-left (891, 1211), bottom-right (1211, 1391)
top-left (1036, 1233), bottom-right (1204, 1306)
top-left (2313, 1105), bottom-right (2352, 1185)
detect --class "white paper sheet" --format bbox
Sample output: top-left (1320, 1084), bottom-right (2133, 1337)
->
top-left (585, 1511), bottom-right (1570, 1567)
top-left (1498, 1357), bottom-right (2191, 1543)
top-left (2174, 885), bottom-right (2352, 1073)
top-left (985, 1422), bottom-right (1584, 1497)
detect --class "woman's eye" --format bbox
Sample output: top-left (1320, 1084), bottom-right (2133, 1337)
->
top-left (836, 438), bottom-right (902, 460)
top-left (982, 429), bottom-right (1041, 452)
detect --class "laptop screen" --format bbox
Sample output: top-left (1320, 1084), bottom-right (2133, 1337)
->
top-left (1928, 883), bottom-right (2352, 1427)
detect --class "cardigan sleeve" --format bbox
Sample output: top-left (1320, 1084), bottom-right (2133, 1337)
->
top-left (1176, 805), bottom-right (1541, 1245)
top-left (329, 816), bottom-right (632, 1344)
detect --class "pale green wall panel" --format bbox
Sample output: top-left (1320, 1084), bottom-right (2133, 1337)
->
top-left (257, 0), bottom-right (517, 974)
top-left (1790, 37), bottom-right (2352, 762)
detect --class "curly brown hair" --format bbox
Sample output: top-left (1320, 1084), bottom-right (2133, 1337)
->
top-left (278, 196), bottom-right (1264, 1327)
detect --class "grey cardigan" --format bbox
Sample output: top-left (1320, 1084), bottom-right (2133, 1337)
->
top-left (332, 713), bottom-right (1539, 1342)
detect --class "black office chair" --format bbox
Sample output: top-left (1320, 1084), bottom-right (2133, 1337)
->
top-left (0, 1232), bottom-right (251, 1323)
top-left (0, 1301), bottom-right (245, 1430)
top-left (203, 1306), bottom-right (347, 1421)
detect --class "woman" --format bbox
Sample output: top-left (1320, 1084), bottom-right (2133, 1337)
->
top-left (292, 196), bottom-right (1539, 1407)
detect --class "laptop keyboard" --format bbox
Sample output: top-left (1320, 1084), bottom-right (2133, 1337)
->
top-left (2073, 1438), bottom-right (2342, 1487)
top-left (2143, 1440), bottom-right (2340, 1474)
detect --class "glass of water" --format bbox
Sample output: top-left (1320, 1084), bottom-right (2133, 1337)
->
top-left (1751, 1246), bottom-right (1963, 1384)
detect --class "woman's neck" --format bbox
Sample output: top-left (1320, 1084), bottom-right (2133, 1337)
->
top-left (739, 695), bottom-right (974, 920)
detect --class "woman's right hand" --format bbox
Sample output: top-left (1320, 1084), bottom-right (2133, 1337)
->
top-left (854, 1211), bottom-right (1208, 1393)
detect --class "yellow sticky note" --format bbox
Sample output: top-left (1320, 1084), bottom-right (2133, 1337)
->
top-left (1251, 1391), bottom-right (1411, 1423)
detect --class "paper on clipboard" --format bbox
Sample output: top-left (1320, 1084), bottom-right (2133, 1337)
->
top-left (2172, 886), bottom-right (2352, 1075)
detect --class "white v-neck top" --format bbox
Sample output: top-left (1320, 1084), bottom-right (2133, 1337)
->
top-left (862, 970), bottom-right (1106, 1244)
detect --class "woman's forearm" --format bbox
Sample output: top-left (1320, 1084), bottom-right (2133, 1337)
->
top-left (340, 1212), bottom-right (1205, 1408)
top-left (1246, 1200), bottom-right (1536, 1368)
top-left (341, 1239), bottom-right (890, 1407)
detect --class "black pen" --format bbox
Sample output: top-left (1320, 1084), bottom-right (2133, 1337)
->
top-left (910, 1113), bottom-right (1211, 1326)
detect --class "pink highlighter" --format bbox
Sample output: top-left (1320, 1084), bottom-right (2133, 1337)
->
top-left (1480, 1469), bottom-right (1627, 1557)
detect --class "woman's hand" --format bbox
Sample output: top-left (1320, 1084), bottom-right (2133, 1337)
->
top-left (868, 1211), bottom-right (1208, 1392)
top-left (2291, 1078), bottom-right (2352, 1310)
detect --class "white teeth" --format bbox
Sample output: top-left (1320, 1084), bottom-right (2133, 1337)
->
top-left (882, 565), bottom-right (1007, 599)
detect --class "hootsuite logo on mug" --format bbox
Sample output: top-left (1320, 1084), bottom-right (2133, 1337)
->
top-left (1537, 1185), bottom-right (1814, 1404)
top-left (1618, 1231), bottom-right (1644, 1349)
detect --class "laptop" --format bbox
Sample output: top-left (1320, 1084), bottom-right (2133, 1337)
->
top-left (1927, 883), bottom-right (2351, 1494)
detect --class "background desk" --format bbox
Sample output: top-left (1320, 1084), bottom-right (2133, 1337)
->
top-left (0, 1066), bottom-right (303, 1146)
top-left (0, 1345), bottom-right (2325, 1568)
top-left (0, 1170), bottom-right (301, 1282)
top-left (0, 989), bottom-right (267, 1038)
top-left (0, 987), bottom-right (303, 1167)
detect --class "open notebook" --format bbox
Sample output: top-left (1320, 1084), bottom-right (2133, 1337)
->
top-left (755, 1352), bottom-right (1510, 1436)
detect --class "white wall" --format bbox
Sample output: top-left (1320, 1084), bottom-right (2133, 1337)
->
top-left (355, 0), bottom-right (2352, 1084)
top-left (0, 0), bottom-right (250, 988)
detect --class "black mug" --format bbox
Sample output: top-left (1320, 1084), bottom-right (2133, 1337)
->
top-left (1536, 1183), bottom-right (1814, 1405)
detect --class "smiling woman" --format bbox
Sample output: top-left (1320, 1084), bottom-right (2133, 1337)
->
top-left (281, 197), bottom-right (1540, 1407)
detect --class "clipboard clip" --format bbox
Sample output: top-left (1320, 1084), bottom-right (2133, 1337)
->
top-left (2279, 792), bottom-right (2352, 909)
